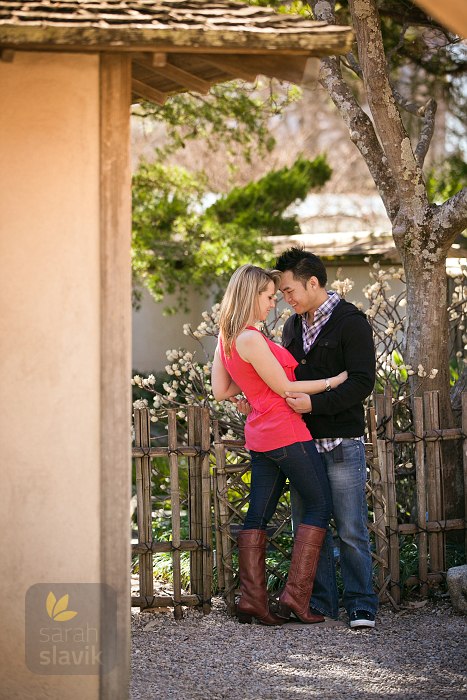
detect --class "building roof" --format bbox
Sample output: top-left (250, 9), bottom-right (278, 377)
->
top-left (0, 1), bottom-right (352, 52)
top-left (270, 194), bottom-right (467, 262)
top-left (0, 2), bottom-right (353, 104)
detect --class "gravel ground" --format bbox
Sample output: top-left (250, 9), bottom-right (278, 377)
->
top-left (130, 598), bottom-right (467, 700)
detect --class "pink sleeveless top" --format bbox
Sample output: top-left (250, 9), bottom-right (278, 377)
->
top-left (218, 327), bottom-right (312, 451)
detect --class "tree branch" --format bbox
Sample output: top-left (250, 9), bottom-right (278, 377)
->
top-left (414, 97), bottom-right (437, 169)
top-left (342, 50), bottom-right (362, 78)
top-left (385, 22), bottom-right (408, 68)
top-left (345, 33), bottom-right (438, 166)
top-left (348, 0), bottom-right (428, 211)
top-left (310, 0), bottom-right (399, 220)
top-left (433, 187), bottom-right (467, 239)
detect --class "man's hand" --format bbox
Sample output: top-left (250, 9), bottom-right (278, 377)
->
top-left (229, 395), bottom-right (251, 416)
top-left (285, 392), bottom-right (312, 414)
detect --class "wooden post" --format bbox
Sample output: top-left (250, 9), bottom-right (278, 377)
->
top-left (214, 439), bottom-right (236, 614)
top-left (168, 410), bottom-right (183, 620)
top-left (99, 52), bottom-right (132, 699)
top-left (188, 406), bottom-right (202, 600)
top-left (135, 409), bottom-right (154, 609)
top-left (424, 391), bottom-right (445, 573)
top-left (384, 386), bottom-right (400, 605)
top-left (413, 397), bottom-right (428, 596)
top-left (201, 407), bottom-right (213, 614)
top-left (462, 392), bottom-right (467, 556)
top-left (367, 406), bottom-right (389, 599)
top-left (143, 411), bottom-right (153, 600)
top-left (212, 467), bottom-right (224, 591)
top-left (211, 423), bottom-right (225, 591)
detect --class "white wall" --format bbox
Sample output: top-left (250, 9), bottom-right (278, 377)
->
top-left (0, 52), bottom-right (100, 699)
top-left (132, 286), bottom-right (217, 372)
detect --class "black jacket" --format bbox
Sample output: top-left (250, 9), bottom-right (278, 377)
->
top-left (282, 300), bottom-right (375, 439)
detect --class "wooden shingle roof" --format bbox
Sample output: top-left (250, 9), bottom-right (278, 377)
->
top-left (0, 1), bottom-right (353, 105)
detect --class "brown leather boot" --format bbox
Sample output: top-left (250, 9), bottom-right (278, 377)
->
top-left (277, 524), bottom-right (326, 624)
top-left (236, 529), bottom-right (285, 626)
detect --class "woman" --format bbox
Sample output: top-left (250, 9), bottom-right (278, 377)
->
top-left (212, 265), bottom-right (347, 625)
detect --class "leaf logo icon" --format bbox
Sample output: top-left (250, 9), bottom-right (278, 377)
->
top-left (46, 592), bottom-right (78, 622)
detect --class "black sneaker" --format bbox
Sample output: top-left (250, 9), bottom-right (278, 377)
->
top-left (349, 610), bottom-right (375, 629)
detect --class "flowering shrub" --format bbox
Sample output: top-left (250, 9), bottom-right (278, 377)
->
top-left (357, 260), bottom-right (466, 395)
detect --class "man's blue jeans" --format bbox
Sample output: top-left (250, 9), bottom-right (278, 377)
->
top-left (291, 439), bottom-right (378, 618)
top-left (245, 440), bottom-right (332, 531)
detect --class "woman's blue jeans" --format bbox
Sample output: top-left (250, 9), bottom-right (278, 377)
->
top-left (291, 439), bottom-right (378, 618)
top-left (244, 440), bottom-right (332, 531)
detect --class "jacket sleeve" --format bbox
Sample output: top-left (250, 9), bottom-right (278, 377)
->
top-left (310, 314), bottom-right (375, 416)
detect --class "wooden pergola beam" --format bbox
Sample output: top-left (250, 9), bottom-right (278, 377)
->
top-left (236, 54), bottom-right (309, 84)
top-left (137, 57), bottom-right (211, 94)
top-left (131, 78), bottom-right (167, 105)
top-left (197, 55), bottom-right (258, 82)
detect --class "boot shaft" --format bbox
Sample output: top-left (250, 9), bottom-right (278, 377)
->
top-left (237, 529), bottom-right (268, 591)
top-left (236, 528), bottom-right (284, 625)
top-left (278, 525), bottom-right (326, 623)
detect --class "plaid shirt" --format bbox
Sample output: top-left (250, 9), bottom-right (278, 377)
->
top-left (301, 291), bottom-right (363, 453)
top-left (302, 291), bottom-right (340, 353)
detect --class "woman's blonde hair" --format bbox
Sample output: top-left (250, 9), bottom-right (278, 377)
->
top-left (218, 264), bottom-right (281, 356)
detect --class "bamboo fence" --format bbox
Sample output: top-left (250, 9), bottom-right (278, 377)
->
top-left (371, 387), bottom-right (467, 606)
top-left (132, 390), bottom-right (467, 616)
top-left (212, 388), bottom-right (467, 612)
top-left (132, 406), bottom-right (212, 617)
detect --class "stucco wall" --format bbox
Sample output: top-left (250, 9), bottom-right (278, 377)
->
top-left (0, 52), bottom-right (100, 698)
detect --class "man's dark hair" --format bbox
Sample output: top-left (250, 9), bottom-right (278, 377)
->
top-left (275, 246), bottom-right (327, 287)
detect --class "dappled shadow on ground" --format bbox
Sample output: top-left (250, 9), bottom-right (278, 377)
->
top-left (130, 600), bottom-right (467, 700)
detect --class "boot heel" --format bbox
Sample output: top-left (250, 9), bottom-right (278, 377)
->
top-left (237, 612), bottom-right (253, 624)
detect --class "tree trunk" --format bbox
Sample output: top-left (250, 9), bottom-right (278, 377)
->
top-left (309, 0), bottom-right (467, 517)
top-left (403, 247), bottom-right (451, 401)
top-left (402, 247), bottom-right (463, 516)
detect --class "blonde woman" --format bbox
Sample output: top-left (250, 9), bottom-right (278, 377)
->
top-left (212, 265), bottom-right (347, 626)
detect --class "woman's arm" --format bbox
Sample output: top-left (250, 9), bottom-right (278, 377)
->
top-left (211, 346), bottom-right (243, 401)
top-left (236, 330), bottom-right (347, 398)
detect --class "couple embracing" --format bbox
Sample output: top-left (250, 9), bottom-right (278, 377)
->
top-left (212, 247), bottom-right (378, 630)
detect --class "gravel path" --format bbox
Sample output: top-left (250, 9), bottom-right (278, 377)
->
top-left (131, 599), bottom-right (467, 700)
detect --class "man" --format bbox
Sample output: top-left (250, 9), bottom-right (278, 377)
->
top-left (275, 246), bottom-right (378, 629)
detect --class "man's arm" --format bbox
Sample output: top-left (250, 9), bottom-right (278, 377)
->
top-left (287, 315), bottom-right (375, 416)
top-left (311, 315), bottom-right (375, 415)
